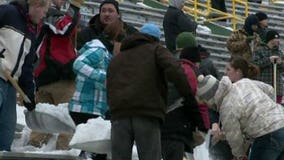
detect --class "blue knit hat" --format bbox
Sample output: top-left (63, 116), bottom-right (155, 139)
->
top-left (139, 23), bottom-right (161, 39)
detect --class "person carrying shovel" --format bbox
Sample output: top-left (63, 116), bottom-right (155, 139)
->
top-left (0, 0), bottom-right (50, 151)
top-left (252, 30), bottom-right (283, 104)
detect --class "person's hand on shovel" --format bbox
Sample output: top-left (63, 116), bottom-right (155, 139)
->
top-left (1, 58), bottom-right (36, 111)
top-left (23, 96), bottom-right (36, 111)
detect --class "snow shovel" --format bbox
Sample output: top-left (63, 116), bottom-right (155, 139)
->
top-left (3, 70), bottom-right (31, 103)
top-left (24, 103), bottom-right (76, 134)
top-left (3, 70), bottom-right (76, 134)
top-left (273, 61), bottom-right (277, 102)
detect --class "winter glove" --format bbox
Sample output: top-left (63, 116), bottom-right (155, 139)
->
top-left (183, 96), bottom-right (207, 133)
top-left (23, 97), bottom-right (36, 111)
top-left (69, 0), bottom-right (85, 8)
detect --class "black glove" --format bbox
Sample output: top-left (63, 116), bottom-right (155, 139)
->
top-left (23, 98), bottom-right (36, 111)
top-left (183, 96), bottom-right (208, 132)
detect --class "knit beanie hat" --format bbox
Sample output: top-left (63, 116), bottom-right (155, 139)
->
top-left (255, 12), bottom-right (268, 21)
top-left (139, 23), bottom-right (161, 39)
top-left (265, 30), bottom-right (280, 43)
top-left (99, 0), bottom-right (120, 14)
top-left (176, 32), bottom-right (197, 49)
top-left (243, 14), bottom-right (259, 36)
top-left (180, 46), bottom-right (201, 62)
top-left (197, 75), bottom-right (219, 106)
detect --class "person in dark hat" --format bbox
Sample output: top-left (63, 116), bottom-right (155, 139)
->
top-left (227, 14), bottom-right (261, 60)
top-left (255, 12), bottom-right (268, 42)
top-left (252, 30), bottom-right (283, 104)
top-left (77, 0), bottom-right (137, 52)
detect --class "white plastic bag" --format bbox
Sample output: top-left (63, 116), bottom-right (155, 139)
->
top-left (193, 131), bottom-right (212, 160)
top-left (69, 117), bottom-right (111, 154)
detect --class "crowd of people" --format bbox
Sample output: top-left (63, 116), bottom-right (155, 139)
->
top-left (0, 0), bottom-right (284, 160)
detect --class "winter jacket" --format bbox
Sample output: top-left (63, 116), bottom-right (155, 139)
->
top-left (69, 39), bottom-right (112, 117)
top-left (162, 58), bottom-right (205, 148)
top-left (33, 4), bottom-right (79, 87)
top-left (163, 6), bottom-right (197, 52)
top-left (213, 76), bottom-right (284, 157)
top-left (252, 44), bottom-right (284, 96)
top-left (77, 14), bottom-right (137, 51)
top-left (226, 29), bottom-right (260, 60)
top-left (0, 1), bottom-right (37, 100)
top-left (107, 33), bottom-right (197, 121)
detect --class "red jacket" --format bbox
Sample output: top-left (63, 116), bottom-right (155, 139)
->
top-left (34, 5), bottom-right (79, 86)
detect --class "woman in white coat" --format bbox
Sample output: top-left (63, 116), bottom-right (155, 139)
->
top-left (197, 56), bottom-right (284, 160)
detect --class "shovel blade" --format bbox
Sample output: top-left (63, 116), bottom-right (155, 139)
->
top-left (24, 110), bottom-right (75, 134)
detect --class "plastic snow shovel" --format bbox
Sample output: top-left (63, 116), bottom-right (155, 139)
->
top-left (3, 70), bottom-right (75, 134)
top-left (24, 103), bottom-right (76, 134)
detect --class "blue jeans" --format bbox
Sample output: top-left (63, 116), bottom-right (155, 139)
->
top-left (249, 127), bottom-right (284, 160)
top-left (0, 78), bottom-right (16, 151)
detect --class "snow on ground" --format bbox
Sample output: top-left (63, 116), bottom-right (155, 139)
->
top-left (13, 103), bottom-right (139, 159)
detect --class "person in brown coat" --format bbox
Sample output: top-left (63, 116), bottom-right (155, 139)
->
top-left (107, 23), bottom-right (198, 160)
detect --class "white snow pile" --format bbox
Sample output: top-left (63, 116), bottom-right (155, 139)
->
top-left (69, 117), bottom-right (111, 154)
top-left (13, 103), bottom-right (139, 159)
top-left (25, 103), bottom-right (76, 134)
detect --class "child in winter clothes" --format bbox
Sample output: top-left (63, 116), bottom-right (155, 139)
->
top-left (197, 56), bottom-right (284, 160)
top-left (69, 19), bottom-right (125, 160)
top-left (161, 32), bottom-right (209, 160)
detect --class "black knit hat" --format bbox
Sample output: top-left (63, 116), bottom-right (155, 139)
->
top-left (265, 30), bottom-right (280, 43)
top-left (180, 46), bottom-right (201, 62)
top-left (255, 12), bottom-right (268, 21)
top-left (99, 0), bottom-right (120, 14)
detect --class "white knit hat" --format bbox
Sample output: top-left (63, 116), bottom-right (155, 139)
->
top-left (197, 75), bottom-right (219, 106)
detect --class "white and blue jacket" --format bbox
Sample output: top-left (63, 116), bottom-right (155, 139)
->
top-left (69, 39), bottom-right (112, 118)
top-left (0, 1), bottom-right (36, 99)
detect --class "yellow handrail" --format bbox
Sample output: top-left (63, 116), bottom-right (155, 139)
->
top-left (161, 0), bottom-right (249, 30)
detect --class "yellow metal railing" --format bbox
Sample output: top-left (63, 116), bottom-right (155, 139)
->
top-left (161, 0), bottom-right (249, 30)
top-left (271, 0), bottom-right (284, 2)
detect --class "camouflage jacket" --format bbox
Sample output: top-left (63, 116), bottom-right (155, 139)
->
top-left (226, 29), bottom-right (261, 60)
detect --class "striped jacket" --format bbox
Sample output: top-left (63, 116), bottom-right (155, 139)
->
top-left (69, 39), bottom-right (112, 117)
top-left (252, 44), bottom-right (284, 96)
top-left (214, 77), bottom-right (284, 157)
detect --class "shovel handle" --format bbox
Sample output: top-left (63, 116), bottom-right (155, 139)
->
top-left (3, 70), bottom-right (31, 103)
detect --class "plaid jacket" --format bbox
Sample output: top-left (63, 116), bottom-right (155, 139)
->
top-left (252, 44), bottom-right (284, 95)
top-left (214, 77), bottom-right (284, 157)
top-left (69, 40), bottom-right (112, 117)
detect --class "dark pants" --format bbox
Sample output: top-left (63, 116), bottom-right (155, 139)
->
top-left (111, 117), bottom-right (161, 160)
top-left (162, 139), bottom-right (184, 160)
top-left (249, 127), bottom-right (284, 160)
